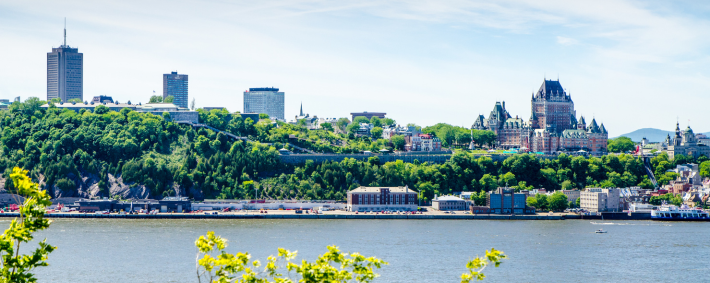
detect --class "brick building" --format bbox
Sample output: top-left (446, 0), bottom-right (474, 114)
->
top-left (346, 186), bottom-right (418, 212)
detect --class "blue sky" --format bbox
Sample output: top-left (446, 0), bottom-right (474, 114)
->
top-left (1, 0), bottom-right (709, 136)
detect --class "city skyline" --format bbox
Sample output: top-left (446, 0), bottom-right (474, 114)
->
top-left (1, 1), bottom-right (710, 136)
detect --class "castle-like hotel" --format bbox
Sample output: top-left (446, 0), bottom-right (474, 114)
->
top-left (472, 79), bottom-right (608, 155)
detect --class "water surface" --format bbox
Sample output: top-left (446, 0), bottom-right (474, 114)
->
top-left (11, 219), bottom-right (707, 282)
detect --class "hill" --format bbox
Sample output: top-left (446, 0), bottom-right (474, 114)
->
top-left (616, 128), bottom-right (710, 142)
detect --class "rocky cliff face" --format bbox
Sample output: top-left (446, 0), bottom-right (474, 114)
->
top-left (43, 171), bottom-right (153, 199)
top-left (2, 172), bottom-right (202, 200)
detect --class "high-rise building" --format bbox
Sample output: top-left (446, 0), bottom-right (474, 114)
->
top-left (163, 71), bottom-right (189, 108)
top-left (243, 87), bottom-right (284, 120)
top-left (47, 22), bottom-right (83, 102)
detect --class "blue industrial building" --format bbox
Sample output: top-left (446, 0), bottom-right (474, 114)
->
top-left (488, 187), bottom-right (536, 214)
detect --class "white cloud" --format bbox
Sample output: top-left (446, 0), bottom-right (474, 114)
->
top-left (556, 36), bottom-right (578, 45)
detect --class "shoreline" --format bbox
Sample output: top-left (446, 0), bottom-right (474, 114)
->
top-left (0, 212), bottom-right (652, 220)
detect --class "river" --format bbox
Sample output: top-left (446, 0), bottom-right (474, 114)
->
top-left (10, 219), bottom-right (708, 282)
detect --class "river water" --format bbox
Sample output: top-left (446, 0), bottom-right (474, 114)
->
top-left (9, 219), bottom-right (708, 282)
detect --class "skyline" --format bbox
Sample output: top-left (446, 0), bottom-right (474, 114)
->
top-left (1, 1), bottom-right (710, 136)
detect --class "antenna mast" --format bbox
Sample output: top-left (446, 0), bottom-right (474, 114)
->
top-left (63, 18), bottom-right (66, 47)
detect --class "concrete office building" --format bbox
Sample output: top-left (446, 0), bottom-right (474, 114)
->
top-left (580, 188), bottom-right (620, 212)
top-left (47, 24), bottom-right (83, 103)
top-left (432, 195), bottom-right (469, 211)
top-left (562, 190), bottom-right (581, 203)
top-left (163, 71), bottom-right (189, 109)
top-left (243, 87), bottom-right (284, 120)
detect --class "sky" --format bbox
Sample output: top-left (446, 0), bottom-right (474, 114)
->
top-left (1, 0), bottom-right (709, 137)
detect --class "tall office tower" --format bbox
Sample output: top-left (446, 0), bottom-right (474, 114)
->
top-left (163, 71), bottom-right (189, 108)
top-left (243, 87), bottom-right (285, 120)
top-left (47, 22), bottom-right (83, 102)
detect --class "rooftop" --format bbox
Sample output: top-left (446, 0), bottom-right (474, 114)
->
top-left (434, 195), bottom-right (465, 201)
top-left (248, 87), bottom-right (279, 92)
top-left (348, 186), bottom-right (417, 193)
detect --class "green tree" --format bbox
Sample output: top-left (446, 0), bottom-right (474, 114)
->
top-left (321, 123), bottom-right (334, 132)
top-left (94, 105), bottom-right (109, 114)
top-left (382, 118), bottom-right (396, 127)
top-left (391, 135), bottom-right (406, 151)
top-left (164, 95), bottom-right (175, 103)
top-left (471, 191), bottom-right (487, 206)
top-left (195, 231), bottom-right (387, 283)
top-left (700, 161), bottom-right (710, 178)
top-left (259, 113), bottom-right (270, 120)
top-left (527, 194), bottom-right (548, 211)
top-left (149, 95), bottom-right (163, 103)
top-left (67, 98), bottom-right (83, 103)
top-left (370, 116), bottom-right (382, 127)
top-left (352, 116), bottom-right (370, 125)
top-left (0, 167), bottom-right (56, 282)
top-left (336, 118), bottom-right (350, 132)
top-left (607, 137), bottom-right (635, 153)
top-left (370, 127), bottom-right (383, 139)
top-left (479, 174), bottom-right (497, 192)
top-left (460, 249), bottom-right (506, 282)
top-left (547, 191), bottom-right (568, 211)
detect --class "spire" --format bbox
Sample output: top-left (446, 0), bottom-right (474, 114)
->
top-left (588, 118), bottom-right (600, 133)
top-left (63, 18), bottom-right (67, 47)
top-left (299, 102), bottom-right (303, 116)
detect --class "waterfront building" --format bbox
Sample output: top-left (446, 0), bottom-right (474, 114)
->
top-left (472, 79), bottom-right (608, 154)
top-left (346, 186), bottom-right (418, 212)
top-left (487, 187), bottom-right (536, 214)
top-left (666, 122), bottom-right (710, 159)
top-left (562, 190), bottom-right (581, 203)
top-left (243, 87), bottom-right (284, 120)
top-left (350, 111), bottom-right (386, 122)
top-left (432, 195), bottom-right (469, 211)
top-left (47, 24), bottom-right (83, 103)
top-left (40, 101), bottom-right (199, 123)
top-left (163, 71), bottom-right (189, 109)
top-left (580, 188), bottom-right (621, 212)
top-left (92, 95), bottom-right (114, 104)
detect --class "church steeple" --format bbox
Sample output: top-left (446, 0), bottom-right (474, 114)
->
top-left (299, 102), bottom-right (303, 116)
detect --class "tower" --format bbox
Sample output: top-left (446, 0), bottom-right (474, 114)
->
top-left (530, 79), bottom-right (574, 133)
top-left (163, 71), bottom-right (189, 108)
top-left (47, 19), bottom-right (83, 102)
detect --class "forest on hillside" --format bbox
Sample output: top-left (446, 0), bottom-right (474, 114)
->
top-left (0, 99), bottom-right (705, 201)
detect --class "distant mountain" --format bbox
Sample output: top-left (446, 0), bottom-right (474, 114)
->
top-left (616, 128), bottom-right (710, 142)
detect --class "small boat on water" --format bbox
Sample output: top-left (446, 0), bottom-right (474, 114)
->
top-left (595, 229), bottom-right (607, 234)
top-left (651, 203), bottom-right (709, 221)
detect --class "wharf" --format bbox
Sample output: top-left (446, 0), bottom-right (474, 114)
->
top-left (0, 213), bottom-right (565, 220)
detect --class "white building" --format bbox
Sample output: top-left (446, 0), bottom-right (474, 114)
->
top-left (243, 87), bottom-right (285, 120)
top-left (432, 195), bottom-right (469, 211)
